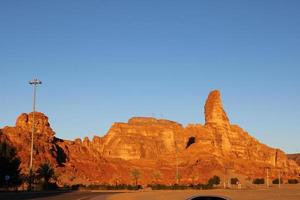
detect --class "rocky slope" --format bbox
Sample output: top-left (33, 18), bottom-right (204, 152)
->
top-left (287, 154), bottom-right (300, 166)
top-left (1, 90), bottom-right (299, 186)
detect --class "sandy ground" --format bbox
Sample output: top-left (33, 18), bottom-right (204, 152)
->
top-left (106, 185), bottom-right (300, 200)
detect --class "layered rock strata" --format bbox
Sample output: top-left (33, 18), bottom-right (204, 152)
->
top-left (1, 90), bottom-right (299, 185)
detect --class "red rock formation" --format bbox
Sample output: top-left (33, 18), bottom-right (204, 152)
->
top-left (205, 90), bottom-right (230, 128)
top-left (1, 90), bottom-right (299, 186)
top-left (288, 154), bottom-right (300, 166)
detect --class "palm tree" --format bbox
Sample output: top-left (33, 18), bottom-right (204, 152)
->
top-left (0, 141), bottom-right (22, 189)
top-left (152, 170), bottom-right (162, 184)
top-left (130, 169), bottom-right (140, 186)
top-left (36, 162), bottom-right (56, 188)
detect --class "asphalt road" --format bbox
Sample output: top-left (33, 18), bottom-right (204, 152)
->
top-left (0, 191), bottom-right (117, 200)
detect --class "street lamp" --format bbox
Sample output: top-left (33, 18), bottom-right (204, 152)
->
top-left (28, 78), bottom-right (42, 189)
top-left (265, 167), bottom-right (270, 188)
top-left (174, 141), bottom-right (179, 184)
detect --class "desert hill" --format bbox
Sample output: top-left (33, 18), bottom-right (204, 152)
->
top-left (1, 90), bottom-right (299, 186)
top-left (287, 154), bottom-right (300, 166)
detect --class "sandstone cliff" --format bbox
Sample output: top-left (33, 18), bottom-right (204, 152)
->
top-left (288, 154), bottom-right (300, 166)
top-left (1, 90), bottom-right (299, 186)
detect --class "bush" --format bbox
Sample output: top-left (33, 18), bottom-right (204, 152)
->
top-left (171, 184), bottom-right (188, 190)
top-left (288, 179), bottom-right (299, 184)
top-left (194, 183), bottom-right (213, 190)
top-left (71, 184), bottom-right (84, 190)
top-left (35, 182), bottom-right (58, 191)
top-left (0, 141), bottom-right (22, 189)
top-left (253, 178), bottom-right (265, 184)
top-left (272, 178), bottom-right (283, 184)
top-left (230, 178), bottom-right (239, 185)
top-left (149, 183), bottom-right (213, 190)
top-left (208, 175), bottom-right (220, 186)
top-left (73, 184), bottom-right (142, 190)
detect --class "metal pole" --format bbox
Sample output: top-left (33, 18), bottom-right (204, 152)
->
top-left (266, 168), bottom-right (269, 188)
top-left (278, 169), bottom-right (281, 188)
top-left (29, 84), bottom-right (36, 171)
top-left (28, 79), bottom-right (41, 190)
top-left (176, 143), bottom-right (179, 184)
top-left (224, 168), bottom-right (226, 189)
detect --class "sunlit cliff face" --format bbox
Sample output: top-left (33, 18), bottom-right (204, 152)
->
top-left (1, 90), bottom-right (299, 185)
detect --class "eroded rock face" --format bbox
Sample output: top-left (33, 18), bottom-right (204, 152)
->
top-left (1, 112), bottom-right (63, 172)
top-left (1, 91), bottom-right (299, 186)
top-left (101, 118), bottom-right (184, 160)
top-left (205, 90), bottom-right (230, 128)
top-left (16, 112), bottom-right (55, 142)
top-left (288, 154), bottom-right (300, 166)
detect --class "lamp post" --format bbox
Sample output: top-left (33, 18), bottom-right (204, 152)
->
top-left (28, 78), bottom-right (42, 189)
top-left (265, 167), bottom-right (270, 188)
top-left (278, 168), bottom-right (281, 188)
top-left (175, 141), bottom-right (179, 184)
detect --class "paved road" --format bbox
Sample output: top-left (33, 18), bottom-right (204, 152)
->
top-left (107, 185), bottom-right (300, 200)
top-left (0, 191), bottom-right (118, 200)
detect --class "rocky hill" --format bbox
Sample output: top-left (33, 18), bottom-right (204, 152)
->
top-left (1, 90), bottom-right (299, 186)
top-left (287, 154), bottom-right (300, 166)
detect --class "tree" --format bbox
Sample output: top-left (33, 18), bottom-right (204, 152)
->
top-left (253, 178), bottom-right (265, 184)
top-left (272, 178), bottom-right (283, 184)
top-left (36, 162), bottom-right (56, 190)
top-left (288, 179), bottom-right (299, 184)
top-left (231, 177), bottom-right (239, 185)
top-left (26, 169), bottom-right (36, 191)
top-left (189, 167), bottom-right (199, 186)
top-left (112, 174), bottom-right (121, 187)
top-left (152, 170), bottom-right (162, 184)
top-left (0, 141), bottom-right (22, 189)
top-left (130, 169), bottom-right (141, 186)
top-left (208, 175), bottom-right (220, 186)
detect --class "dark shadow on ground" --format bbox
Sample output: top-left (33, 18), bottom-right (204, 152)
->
top-left (0, 190), bottom-right (122, 200)
top-left (0, 190), bottom-right (73, 200)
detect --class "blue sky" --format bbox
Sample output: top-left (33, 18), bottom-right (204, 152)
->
top-left (0, 1), bottom-right (299, 153)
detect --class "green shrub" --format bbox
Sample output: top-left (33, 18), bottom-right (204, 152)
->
top-left (71, 184), bottom-right (84, 190)
top-left (0, 141), bottom-right (22, 188)
top-left (252, 178), bottom-right (265, 184)
top-left (208, 175), bottom-right (220, 186)
top-left (150, 184), bottom-right (167, 190)
top-left (149, 183), bottom-right (213, 190)
top-left (79, 184), bottom-right (142, 190)
top-left (194, 183), bottom-right (213, 190)
top-left (272, 178), bottom-right (283, 184)
top-left (230, 178), bottom-right (239, 185)
top-left (288, 179), bottom-right (299, 184)
top-left (171, 184), bottom-right (188, 190)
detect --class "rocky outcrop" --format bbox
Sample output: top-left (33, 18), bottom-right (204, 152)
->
top-left (205, 90), bottom-right (230, 128)
top-left (288, 154), bottom-right (300, 166)
top-left (1, 112), bottom-right (65, 172)
top-left (1, 90), bottom-right (299, 186)
top-left (101, 117), bottom-right (183, 160)
top-left (16, 112), bottom-right (55, 142)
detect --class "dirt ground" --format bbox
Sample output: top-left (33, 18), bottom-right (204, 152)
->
top-left (106, 184), bottom-right (300, 200)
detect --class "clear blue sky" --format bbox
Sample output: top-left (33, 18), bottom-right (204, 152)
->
top-left (1, 1), bottom-right (299, 153)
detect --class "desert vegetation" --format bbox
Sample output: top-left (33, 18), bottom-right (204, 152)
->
top-left (252, 178), bottom-right (265, 184)
top-left (0, 141), bottom-right (22, 189)
top-left (272, 178), bottom-right (283, 184)
top-left (0, 141), bottom-right (58, 191)
top-left (288, 179), bottom-right (299, 184)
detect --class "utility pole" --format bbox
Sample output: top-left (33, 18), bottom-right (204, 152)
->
top-left (28, 79), bottom-right (42, 190)
top-left (175, 141), bottom-right (179, 184)
top-left (278, 169), bottom-right (281, 189)
top-left (266, 167), bottom-right (269, 188)
top-left (224, 167), bottom-right (227, 189)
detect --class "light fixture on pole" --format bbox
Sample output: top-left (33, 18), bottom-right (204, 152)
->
top-left (175, 141), bottom-right (179, 184)
top-left (28, 78), bottom-right (42, 189)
